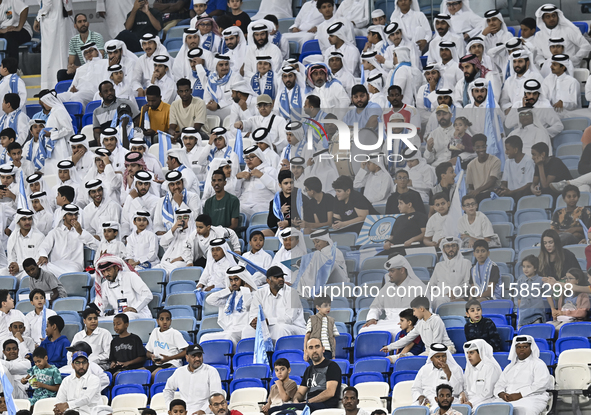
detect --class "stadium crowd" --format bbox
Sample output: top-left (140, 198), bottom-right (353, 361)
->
top-left (0, 0), bottom-right (591, 414)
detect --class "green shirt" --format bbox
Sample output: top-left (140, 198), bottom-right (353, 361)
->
top-left (27, 365), bottom-right (62, 405)
top-left (203, 192), bottom-right (240, 228)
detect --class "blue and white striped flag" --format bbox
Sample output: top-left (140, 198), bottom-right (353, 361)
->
top-left (360, 65), bottom-right (365, 85)
top-left (234, 129), bottom-right (245, 164)
top-left (157, 131), bottom-right (172, 167)
top-left (254, 305), bottom-right (273, 365)
top-left (485, 80), bottom-right (505, 170)
top-left (0, 361), bottom-right (17, 415)
top-left (17, 170), bottom-right (28, 210)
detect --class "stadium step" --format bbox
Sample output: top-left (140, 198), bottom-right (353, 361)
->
top-left (24, 74), bottom-right (40, 101)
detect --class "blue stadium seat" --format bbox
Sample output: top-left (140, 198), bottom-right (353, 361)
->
top-left (233, 352), bottom-right (254, 367)
top-left (154, 367), bottom-right (176, 384)
top-left (516, 194), bottom-right (553, 210)
top-left (276, 335), bottom-right (305, 351)
top-left (138, 269), bottom-right (166, 294)
top-left (273, 349), bottom-right (304, 364)
top-left (535, 338), bottom-right (549, 351)
top-left (214, 365), bottom-right (230, 394)
top-left (0, 275), bottom-right (17, 291)
top-left (453, 354), bottom-right (466, 370)
top-left (150, 382), bottom-right (166, 397)
top-left (420, 56), bottom-right (428, 67)
top-left (352, 357), bottom-right (390, 375)
top-left (479, 197), bottom-right (514, 213)
top-left (169, 267), bottom-right (203, 281)
top-left (355, 296), bottom-right (374, 310)
top-left (114, 369), bottom-right (151, 393)
top-left (493, 352), bottom-right (510, 369)
top-left (497, 326), bottom-right (514, 352)
top-left (63, 102), bottom-right (83, 130)
top-left (26, 104), bottom-right (42, 119)
top-left (201, 339), bottom-right (233, 366)
top-left (413, 267), bottom-right (430, 283)
top-left (518, 324), bottom-right (555, 343)
top-left (480, 300), bottom-right (513, 324)
top-left (229, 378), bottom-right (264, 393)
top-left (236, 338), bottom-right (255, 354)
top-left (390, 370), bottom-right (417, 386)
top-left (553, 130), bottom-right (584, 149)
top-left (357, 270), bottom-right (385, 285)
top-left (335, 333), bottom-right (352, 359)
top-left (165, 293), bottom-right (197, 307)
top-left (136, 97), bottom-right (147, 109)
top-left (165, 305), bottom-right (195, 319)
top-left (483, 314), bottom-right (508, 328)
top-left (354, 331), bottom-right (391, 360)
top-left (233, 364), bottom-right (270, 383)
top-left (289, 362), bottom-right (309, 377)
top-left (515, 234), bottom-right (542, 252)
top-left (556, 336), bottom-right (591, 355)
top-left (165, 280), bottom-right (197, 296)
top-left (485, 211), bottom-right (509, 223)
top-left (298, 40), bottom-right (320, 62)
top-left (58, 272), bottom-right (91, 298)
top-left (558, 322), bottom-right (591, 338)
top-left (442, 316), bottom-right (466, 328)
top-left (332, 359), bottom-right (349, 383)
top-left (446, 328), bottom-right (467, 352)
top-left (508, 27), bottom-right (516, 36)
top-left (57, 311), bottom-right (82, 326)
top-left (514, 209), bottom-right (550, 227)
top-left (393, 356), bottom-right (427, 372)
top-left (52, 297), bottom-right (87, 311)
top-left (55, 80), bottom-right (72, 93)
top-left (112, 384), bottom-right (144, 397)
top-left (85, 100), bottom-right (101, 115)
top-left (574, 21), bottom-right (589, 35)
top-left (436, 302), bottom-right (467, 317)
top-left (540, 350), bottom-right (556, 367)
top-left (355, 36), bottom-right (367, 53)
top-left (473, 403), bottom-right (513, 415)
top-left (163, 38), bottom-right (183, 50)
top-left (350, 372), bottom-right (384, 386)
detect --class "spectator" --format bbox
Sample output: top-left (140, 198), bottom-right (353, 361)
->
top-left (146, 309), bottom-right (189, 379)
top-left (428, 237), bottom-right (472, 310)
top-left (458, 195), bottom-right (501, 248)
top-left (58, 14), bottom-right (105, 82)
top-left (385, 169), bottom-right (426, 215)
top-left (24, 289), bottom-right (57, 345)
top-left (22, 258), bottom-right (67, 303)
top-left (140, 85), bottom-right (170, 142)
top-left (517, 255), bottom-right (547, 328)
top-left (163, 344), bottom-right (223, 414)
top-left (464, 298), bottom-right (502, 352)
top-left (21, 346), bottom-right (62, 405)
top-left (122, 0), bottom-right (163, 53)
top-left (466, 134), bottom-right (501, 203)
top-left (71, 308), bottom-right (112, 370)
top-left (331, 175), bottom-right (378, 234)
top-left (3, 339), bottom-right (31, 398)
top-left (304, 296), bottom-right (338, 361)
top-left (385, 308), bottom-right (425, 363)
top-left (0, 0), bottom-right (31, 64)
top-left (539, 228), bottom-right (581, 282)
top-left (530, 141), bottom-right (572, 197)
top-left (0, 210), bottom-right (43, 280)
top-left (226, 0), bottom-right (250, 34)
top-left (203, 169), bottom-right (240, 229)
top-left (92, 81), bottom-right (140, 146)
top-left (433, 384), bottom-right (462, 415)
top-left (40, 315), bottom-right (70, 368)
top-left (262, 358), bottom-right (297, 414)
top-left (266, 170), bottom-right (293, 235)
top-left (0, 93), bottom-right (29, 145)
top-left (549, 268), bottom-right (590, 329)
top-left (241, 231), bottom-right (272, 286)
top-left (167, 79), bottom-right (206, 143)
top-left (423, 192), bottom-right (450, 247)
top-left (54, 351), bottom-right (103, 415)
top-left (152, 0), bottom-right (191, 33)
top-left (382, 191), bottom-right (428, 254)
top-left (0, 58), bottom-right (26, 114)
top-left (498, 135), bottom-right (535, 201)
top-left (428, 162), bottom-right (456, 216)
top-left (460, 339), bottom-right (502, 410)
top-left (61, 341), bottom-right (110, 391)
top-left (8, 314), bottom-right (35, 358)
top-left (108, 313), bottom-right (146, 374)
top-left (551, 185), bottom-right (589, 246)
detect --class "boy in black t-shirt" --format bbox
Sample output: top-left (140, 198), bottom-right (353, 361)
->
top-left (530, 142), bottom-right (572, 197)
top-left (301, 176), bottom-right (336, 233)
top-left (108, 313), bottom-right (146, 374)
top-left (382, 192), bottom-right (428, 255)
top-left (331, 175), bottom-right (378, 234)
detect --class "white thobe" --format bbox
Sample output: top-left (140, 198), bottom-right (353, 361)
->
top-left (334, 0), bottom-right (370, 30)
top-left (448, 9), bottom-right (485, 39)
top-left (457, 211), bottom-right (495, 240)
top-left (506, 124), bottom-right (552, 158)
top-left (464, 360), bottom-right (502, 408)
top-left (192, 226), bottom-right (241, 260)
top-left (198, 256), bottom-right (236, 289)
top-left (428, 257), bottom-right (472, 310)
top-left (58, 59), bottom-right (105, 107)
top-left (82, 165), bottom-right (123, 208)
top-left (69, 327), bottom-right (112, 366)
top-left (533, 24), bottom-right (591, 68)
top-left (5, 229), bottom-right (45, 280)
top-left (121, 193), bottom-right (159, 237)
top-left (242, 43), bottom-right (283, 78)
top-left (44, 107), bottom-right (75, 175)
top-left (387, 65), bottom-right (416, 106)
top-left (152, 75), bottom-right (177, 105)
top-left (70, 151), bottom-right (96, 178)
top-left (37, 0), bottom-right (72, 90)
top-left (201, 287), bottom-right (253, 345)
top-left (153, 191), bottom-right (202, 233)
top-left (164, 364), bottom-right (223, 414)
top-left (237, 165), bottom-right (279, 217)
top-left (0, 111), bottom-right (29, 145)
top-left (505, 106), bottom-right (563, 138)
top-left (55, 372), bottom-right (103, 415)
top-left (427, 32), bottom-right (465, 63)
top-left (3, 358), bottom-right (31, 399)
top-left (493, 356), bottom-right (551, 415)
top-left (453, 73), bottom-right (501, 109)
top-left (412, 362), bottom-right (464, 407)
top-left (243, 114), bottom-right (288, 152)
top-left (542, 72), bottom-right (581, 111)
top-left (316, 18), bottom-right (354, 55)
top-left (291, 0), bottom-right (324, 32)
top-left (324, 44), bottom-right (361, 77)
top-left (99, 270), bottom-right (153, 320)
top-left (241, 249), bottom-right (273, 286)
top-left (242, 285), bottom-right (306, 341)
top-left (159, 227), bottom-right (194, 274)
top-left (132, 53), bottom-right (159, 91)
top-left (97, 239), bottom-right (126, 258)
top-left (59, 361), bottom-right (110, 391)
top-left (202, 73), bottom-right (241, 110)
top-left (0, 310), bottom-right (25, 346)
top-left (332, 68), bottom-right (356, 96)
top-left (439, 60), bottom-right (464, 90)
top-left (82, 199), bottom-right (122, 237)
top-left (305, 82), bottom-right (351, 116)
top-left (499, 69), bottom-right (545, 110)
top-left (389, 9), bottom-right (432, 44)
top-left (37, 225), bottom-right (99, 274)
top-left (96, 0), bottom-right (135, 38)
top-left (24, 308), bottom-right (57, 344)
top-left (126, 230), bottom-right (160, 268)
top-left (0, 76), bottom-right (27, 115)
top-left (353, 168), bottom-right (394, 204)
top-left (408, 159), bottom-right (437, 203)
top-left (424, 125), bottom-right (454, 166)
top-left (462, 103), bottom-right (505, 136)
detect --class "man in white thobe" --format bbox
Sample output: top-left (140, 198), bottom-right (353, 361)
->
top-left (153, 170), bottom-right (202, 234)
top-left (304, 63), bottom-right (350, 116)
top-left (131, 33), bottom-right (171, 95)
top-left (323, 22), bottom-right (361, 77)
top-left (359, 255), bottom-right (426, 337)
top-left (120, 170), bottom-right (159, 239)
top-left (235, 145), bottom-right (279, 217)
top-left (54, 351), bottom-right (103, 415)
top-left (427, 14), bottom-right (465, 63)
top-left (82, 179), bottom-right (122, 238)
top-left (493, 335), bottom-right (552, 415)
top-left (68, 133), bottom-right (96, 178)
top-left (241, 266), bottom-right (307, 341)
top-left (460, 339), bottom-right (502, 410)
top-left (159, 208), bottom-right (195, 275)
top-left (506, 108), bottom-right (552, 158)
top-left (166, 147), bottom-right (200, 194)
top-left (541, 54), bottom-right (581, 114)
top-left (243, 20), bottom-right (283, 77)
top-left (500, 50), bottom-right (545, 111)
top-left (237, 95), bottom-right (288, 154)
top-left (389, 0), bottom-right (432, 48)
top-left (58, 42), bottom-right (104, 108)
top-left (0, 209), bottom-right (44, 280)
top-left (453, 54), bottom-right (501, 109)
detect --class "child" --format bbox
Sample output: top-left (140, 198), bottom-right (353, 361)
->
top-left (469, 240), bottom-right (502, 301)
top-left (196, 238), bottom-right (236, 291)
top-left (550, 268), bottom-right (590, 329)
top-left (551, 185), bottom-right (586, 246)
top-left (0, 163), bottom-right (17, 211)
top-left (242, 231), bottom-right (272, 286)
top-left (3, 339), bottom-right (31, 399)
top-left (125, 211), bottom-right (160, 270)
top-left (24, 289), bottom-right (57, 346)
top-left (7, 142), bottom-right (34, 177)
top-left (39, 315), bottom-right (70, 368)
top-left (371, 9), bottom-right (386, 26)
top-left (145, 309), bottom-right (189, 379)
top-left (169, 400), bottom-right (187, 415)
top-left (195, 17), bottom-right (222, 53)
top-left (385, 308), bottom-right (425, 363)
top-left (458, 196), bottom-right (501, 249)
top-left (22, 119), bottom-right (46, 165)
top-left (70, 308), bottom-right (112, 370)
top-left (21, 346), bottom-right (62, 405)
top-left (93, 65), bottom-right (134, 102)
top-left (8, 314), bottom-right (36, 358)
top-left (449, 116), bottom-right (473, 162)
top-left (463, 298), bottom-right (503, 352)
top-left (304, 296), bottom-right (339, 361)
top-left (52, 185), bottom-right (75, 226)
top-left (97, 221), bottom-right (126, 258)
top-left (0, 127), bottom-right (15, 164)
top-left (251, 57), bottom-right (276, 100)
top-left (381, 296), bottom-right (455, 354)
top-left (226, 0), bottom-right (250, 34)
top-left (108, 313), bottom-right (147, 374)
top-left (29, 191), bottom-right (53, 236)
top-left (190, 0), bottom-right (209, 26)
top-left (0, 290), bottom-right (26, 341)
top-left (262, 358), bottom-right (297, 414)
top-left (423, 192), bottom-right (450, 247)
top-left (517, 255), bottom-right (547, 328)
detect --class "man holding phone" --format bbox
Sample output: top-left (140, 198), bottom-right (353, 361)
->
top-left (159, 208), bottom-right (195, 276)
top-left (122, 0), bottom-right (163, 52)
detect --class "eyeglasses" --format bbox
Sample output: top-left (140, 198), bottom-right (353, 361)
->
top-left (73, 360), bottom-right (88, 365)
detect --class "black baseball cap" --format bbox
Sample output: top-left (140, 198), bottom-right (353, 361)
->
top-left (187, 344), bottom-right (204, 355)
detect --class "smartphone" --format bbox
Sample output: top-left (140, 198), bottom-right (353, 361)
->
top-left (0, 185), bottom-right (6, 190)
